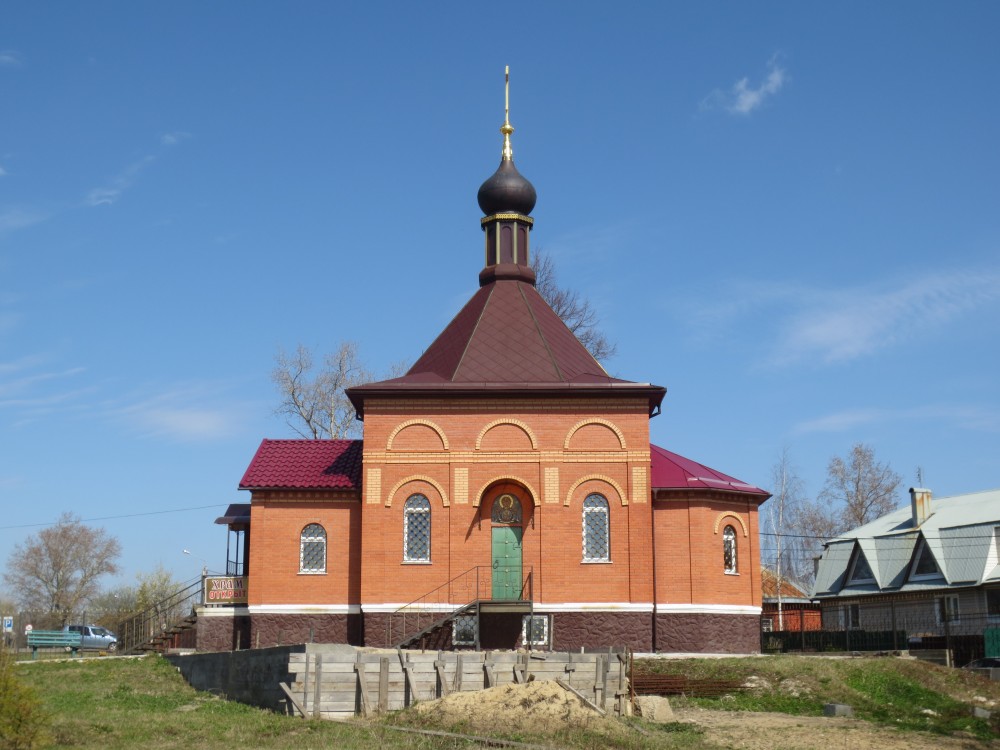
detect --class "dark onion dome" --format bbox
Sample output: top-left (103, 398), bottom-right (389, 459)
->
top-left (477, 158), bottom-right (537, 216)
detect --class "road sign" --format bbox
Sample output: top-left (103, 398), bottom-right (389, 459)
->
top-left (2, 616), bottom-right (11, 633)
top-left (24, 623), bottom-right (33, 635)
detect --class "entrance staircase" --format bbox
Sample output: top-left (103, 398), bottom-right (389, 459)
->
top-left (116, 576), bottom-right (203, 654)
top-left (387, 566), bottom-right (533, 649)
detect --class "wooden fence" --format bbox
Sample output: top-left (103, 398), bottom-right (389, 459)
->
top-left (279, 648), bottom-right (631, 720)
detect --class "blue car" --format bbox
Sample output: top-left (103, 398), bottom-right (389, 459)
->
top-left (63, 624), bottom-right (117, 651)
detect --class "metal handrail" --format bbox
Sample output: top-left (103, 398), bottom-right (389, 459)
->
top-left (387, 565), bottom-right (534, 648)
top-left (116, 575), bottom-right (203, 654)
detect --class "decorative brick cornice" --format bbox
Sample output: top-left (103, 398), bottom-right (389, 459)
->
top-left (251, 491), bottom-right (359, 503)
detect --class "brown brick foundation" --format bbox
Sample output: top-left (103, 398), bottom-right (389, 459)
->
top-left (247, 613), bottom-right (361, 649)
top-left (655, 612), bottom-right (759, 653)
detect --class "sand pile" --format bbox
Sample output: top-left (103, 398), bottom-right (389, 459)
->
top-left (406, 680), bottom-right (623, 737)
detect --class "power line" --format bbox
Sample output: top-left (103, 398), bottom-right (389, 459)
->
top-left (0, 503), bottom-right (227, 530)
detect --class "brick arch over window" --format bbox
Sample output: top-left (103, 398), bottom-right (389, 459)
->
top-left (386, 419), bottom-right (449, 451)
top-left (564, 475), bottom-right (627, 507)
top-left (475, 419), bottom-right (539, 450)
top-left (473, 476), bottom-right (539, 508)
top-left (713, 512), bottom-right (748, 537)
top-left (386, 475), bottom-right (450, 507)
top-left (563, 418), bottom-right (627, 450)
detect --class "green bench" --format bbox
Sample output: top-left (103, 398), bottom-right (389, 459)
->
top-left (26, 630), bottom-right (83, 659)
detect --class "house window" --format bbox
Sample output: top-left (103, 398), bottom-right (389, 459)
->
top-left (582, 493), bottom-right (610, 562)
top-left (986, 589), bottom-right (1000, 620)
top-left (761, 617), bottom-right (774, 633)
top-left (938, 594), bottom-right (960, 624)
top-left (300, 524), bottom-right (327, 574)
top-left (522, 615), bottom-right (549, 647)
top-left (453, 615), bottom-right (477, 646)
top-left (723, 525), bottom-right (738, 574)
top-left (847, 603), bottom-right (861, 629)
top-left (403, 494), bottom-right (431, 562)
top-left (910, 538), bottom-right (942, 580)
top-left (848, 549), bottom-right (875, 584)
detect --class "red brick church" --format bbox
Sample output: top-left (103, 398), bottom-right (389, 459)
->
top-left (203, 75), bottom-right (769, 654)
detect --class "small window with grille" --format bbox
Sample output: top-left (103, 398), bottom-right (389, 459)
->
top-left (453, 614), bottom-right (477, 646)
top-left (521, 615), bottom-right (549, 647)
top-left (582, 493), bottom-right (610, 562)
top-left (723, 525), bottom-right (738, 574)
top-left (403, 494), bottom-right (431, 562)
top-left (300, 523), bottom-right (327, 574)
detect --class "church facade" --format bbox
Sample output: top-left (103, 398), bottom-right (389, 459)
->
top-left (203, 78), bottom-right (769, 654)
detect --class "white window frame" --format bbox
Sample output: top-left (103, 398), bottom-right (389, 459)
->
top-left (521, 615), bottom-right (550, 647)
top-left (985, 589), bottom-right (1000, 621)
top-left (937, 594), bottom-right (960, 624)
top-left (582, 493), bottom-right (610, 563)
top-left (299, 523), bottom-right (327, 574)
top-left (908, 537), bottom-right (943, 581)
top-left (847, 603), bottom-right (861, 629)
top-left (452, 614), bottom-right (477, 646)
top-left (847, 548), bottom-right (875, 585)
top-left (723, 525), bottom-right (738, 574)
top-left (403, 494), bottom-right (431, 563)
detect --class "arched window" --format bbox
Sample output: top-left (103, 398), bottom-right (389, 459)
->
top-left (404, 494), bottom-right (431, 562)
top-left (582, 493), bottom-right (610, 562)
top-left (300, 524), bottom-right (326, 574)
top-left (723, 525), bottom-right (737, 574)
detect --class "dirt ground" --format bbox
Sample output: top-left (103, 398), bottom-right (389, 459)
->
top-left (672, 705), bottom-right (994, 750)
top-left (408, 679), bottom-right (628, 738)
top-left (405, 680), bottom-right (997, 748)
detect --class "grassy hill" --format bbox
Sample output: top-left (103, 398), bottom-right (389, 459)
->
top-left (9, 652), bottom-right (1000, 749)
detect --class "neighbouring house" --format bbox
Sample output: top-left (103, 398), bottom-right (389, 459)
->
top-left (812, 487), bottom-right (1000, 659)
top-left (760, 569), bottom-right (820, 633)
top-left (202, 79), bottom-right (771, 655)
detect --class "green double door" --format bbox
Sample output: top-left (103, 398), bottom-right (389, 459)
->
top-left (491, 526), bottom-right (523, 600)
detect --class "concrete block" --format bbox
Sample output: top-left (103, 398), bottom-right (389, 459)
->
top-left (971, 706), bottom-right (992, 719)
top-left (823, 703), bottom-right (854, 718)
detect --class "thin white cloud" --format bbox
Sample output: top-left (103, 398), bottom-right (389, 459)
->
top-left (161, 131), bottom-right (191, 146)
top-left (794, 404), bottom-right (1000, 435)
top-left (703, 56), bottom-right (787, 116)
top-left (0, 165), bottom-right (7, 176)
top-left (0, 50), bottom-right (22, 68)
top-left (683, 264), bottom-right (1000, 368)
top-left (0, 366), bottom-right (87, 399)
top-left (773, 269), bottom-right (1000, 366)
top-left (85, 155), bottom-right (155, 207)
top-left (0, 206), bottom-right (47, 233)
top-left (107, 385), bottom-right (249, 442)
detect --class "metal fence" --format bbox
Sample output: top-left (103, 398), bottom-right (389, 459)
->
top-left (761, 602), bottom-right (1000, 667)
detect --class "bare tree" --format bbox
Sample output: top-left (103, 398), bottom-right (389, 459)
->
top-left (5, 513), bottom-right (121, 627)
top-left (532, 250), bottom-right (617, 362)
top-left (785, 443), bottom-right (902, 590)
top-left (272, 342), bottom-right (373, 439)
top-left (820, 442), bottom-right (902, 529)
top-left (763, 447), bottom-right (805, 629)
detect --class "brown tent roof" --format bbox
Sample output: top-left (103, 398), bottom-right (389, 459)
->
top-left (348, 276), bottom-right (665, 416)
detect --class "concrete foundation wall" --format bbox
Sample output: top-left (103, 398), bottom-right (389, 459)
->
top-left (168, 644), bottom-right (628, 720)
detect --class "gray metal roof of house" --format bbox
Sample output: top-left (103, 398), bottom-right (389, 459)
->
top-left (813, 488), bottom-right (1000, 598)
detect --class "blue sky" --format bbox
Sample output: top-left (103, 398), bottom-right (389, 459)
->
top-left (2, 3), bottom-right (998, 589)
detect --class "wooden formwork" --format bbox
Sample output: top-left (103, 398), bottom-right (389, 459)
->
top-left (279, 648), bottom-right (631, 720)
